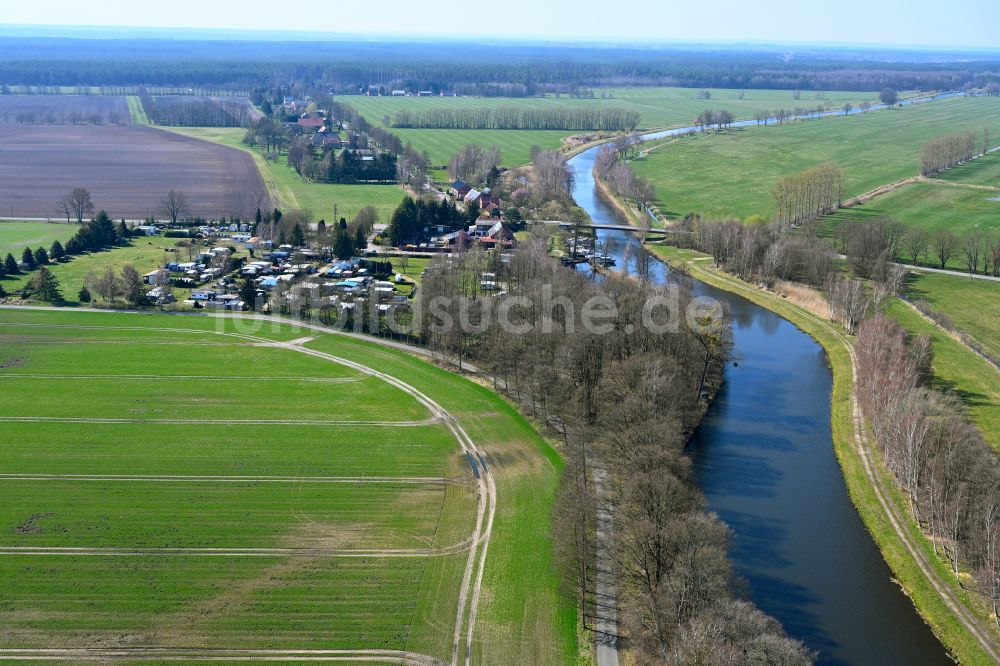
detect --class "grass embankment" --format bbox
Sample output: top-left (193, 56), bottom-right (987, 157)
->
top-left (347, 87), bottom-right (882, 132)
top-left (0, 221), bottom-right (80, 257)
top-left (0, 308), bottom-right (576, 664)
top-left (631, 95), bottom-right (1000, 220)
top-left (162, 127), bottom-right (406, 221)
top-left (126, 95), bottom-right (150, 125)
top-left (649, 244), bottom-right (998, 666)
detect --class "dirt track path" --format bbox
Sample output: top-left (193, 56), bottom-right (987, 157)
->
top-left (680, 263), bottom-right (1000, 663)
top-left (0, 308), bottom-right (497, 666)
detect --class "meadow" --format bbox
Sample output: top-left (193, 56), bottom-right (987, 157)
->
top-left (933, 150), bottom-right (1000, 187)
top-left (887, 299), bottom-right (1000, 451)
top-left (346, 87), bottom-right (883, 132)
top-left (630, 95), bottom-right (1000, 221)
top-left (0, 308), bottom-right (574, 664)
top-left (824, 182), bottom-right (1000, 254)
top-left (164, 127), bottom-right (406, 222)
top-left (904, 271), bottom-right (1000, 361)
top-left (0, 221), bottom-right (80, 257)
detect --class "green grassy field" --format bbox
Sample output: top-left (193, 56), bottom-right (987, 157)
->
top-left (933, 150), bottom-right (1000, 187)
top-left (346, 87), bottom-right (883, 132)
top-left (0, 308), bottom-right (574, 664)
top-left (0, 221), bottom-right (80, 258)
top-left (630, 95), bottom-right (1000, 220)
top-left (126, 94), bottom-right (150, 125)
top-left (886, 299), bottom-right (1000, 451)
top-left (390, 128), bottom-right (570, 167)
top-left (162, 127), bottom-right (407, 221)
top-left (904, 271), bottom-right (1000, 361)
top-left (824, 182), bottom-right (1000, 253)
top-left (1, 236), bottom-right (211, 303)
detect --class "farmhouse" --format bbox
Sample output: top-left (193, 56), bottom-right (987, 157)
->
top-left (297, 116), bottom-right (325, 129)
top-left (311, 127), bottom-right (343, 149)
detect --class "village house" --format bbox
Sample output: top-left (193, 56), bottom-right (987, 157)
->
top-left (297, 115), bottom-right (325, 129)
top-left (311, 126), bottom-right (342, 149)
top-left (450, 180), bottom-right (472, 198)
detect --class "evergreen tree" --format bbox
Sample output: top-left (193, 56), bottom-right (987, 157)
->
top-left (49, 240), bottom-right (65, 261)
top-left (29, 267), bottom-right (63, 303)
top-left (255, 207), bottom-right (262, 226)
top-left (4, 254), bottom-right (19, 275)
top-left (21, 247), bottom-right (36, 271)
top-left (0, 256), bottom-right (5, 279)
top-left (65, 236), bottom-right (83, 255)
top-left (339, 217), bottom-right (348, 230)
top-left (273, 209), bottom-right (283, 225)
top-left (238, 275), bottom-right (258, 311)
top-left (291, 223), bottom-right (305, 247)
top-left (333, 229), bottom-right (355, 259)
top-left (117, 220), bottom-right (130, 242)
top-left (0, 284), bottom-right (6, 298)
top-left (388, 197), bottom-right (419, 246)
top-left (78, 285), bottom-right (92, 303)
top-left (354, 226), bottom-right (367, 252)
top-left (33, 247), bottom-right (49, 266)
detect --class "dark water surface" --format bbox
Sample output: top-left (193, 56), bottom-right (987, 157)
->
top-left (567, 137), bottom-right (951, 665)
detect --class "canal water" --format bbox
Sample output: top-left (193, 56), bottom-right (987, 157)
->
top-left (567, 135), bottom-right (951, 665)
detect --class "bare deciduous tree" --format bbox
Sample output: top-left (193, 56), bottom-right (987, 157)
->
top-left (58, 187), bottom-right (94, 223)
top-left (159, 190), bottom-right (191, 224)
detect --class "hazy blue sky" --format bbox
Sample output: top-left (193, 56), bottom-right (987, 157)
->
top-left (2, 0), bottom-right (998, 49)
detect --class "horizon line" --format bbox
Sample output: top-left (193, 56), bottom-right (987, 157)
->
top-left (0, 22), bottom-right (998, 55)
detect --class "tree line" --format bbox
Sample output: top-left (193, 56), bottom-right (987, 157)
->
top-left (416, 242), bottom-right (811, 663)
top-left (138, 89), bottom-right (256, 127)
top-left (856, 315), bottom-right (1000, 626)
top-left (2, 38), bottom-right (994, 93)
top-left (920, 129), bottom-right (990, 176)
top-left (593, 145), bottom-right (656, 224)
top-left (391, 107), bottom-right (640, 131)
top-left (695, 109), bottom-right (735, 130)
top-left (838, 216), bottom-right (1000, 277)
top-left (771, 163), bottom-right (844, 227)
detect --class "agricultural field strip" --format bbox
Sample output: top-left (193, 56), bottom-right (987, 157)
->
top-left (0, 542), bottom-right (475, 557)
top-left (0, 416), bottom-right (440, 425)
top-left (0, 473), bottom-right (460, 483)
top-left (0, 648), bottom-right (445, 665)
top-left (0, 373), bottom-right (366, 382)
top-left (1, 312), bottom-right (496, 665)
